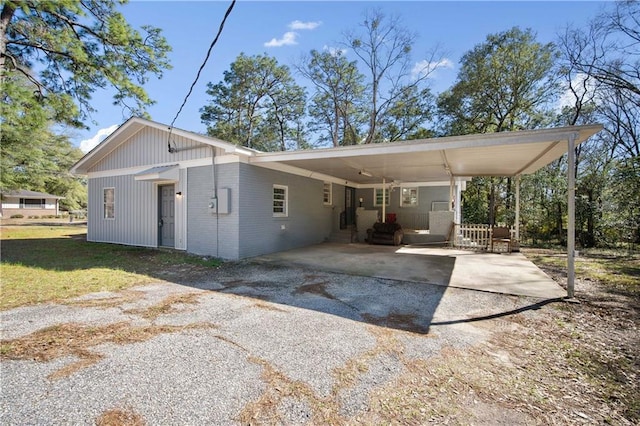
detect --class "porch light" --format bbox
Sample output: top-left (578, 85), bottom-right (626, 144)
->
top-left (176, 191), bottom-right (182, 197)
top-left (359, 170), bottom-right (373, 177)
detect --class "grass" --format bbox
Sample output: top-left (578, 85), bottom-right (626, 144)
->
top-left (0, 225), bottom-right (222, 310)
top-left (522, 247), bottom-right (640, 296)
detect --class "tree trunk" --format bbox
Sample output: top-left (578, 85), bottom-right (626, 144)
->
top-left (0, 3), bottom-right (16, 77)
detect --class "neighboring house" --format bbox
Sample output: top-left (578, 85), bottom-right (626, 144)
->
top-left (71, 117), bottom-right (601, 260)
top-left (0, 189), bottom-right (64, 217)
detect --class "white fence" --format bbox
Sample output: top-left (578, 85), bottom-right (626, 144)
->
top-left (453, 224), bottom-right (517, 250)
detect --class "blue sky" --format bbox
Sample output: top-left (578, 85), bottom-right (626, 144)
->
top-left (75, 0), bottom-right (609, 152)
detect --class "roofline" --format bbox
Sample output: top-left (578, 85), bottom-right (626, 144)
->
top-left (250, 124), bottom-right (603, 164)
top-left (71, 117), bottom-right (256, 174)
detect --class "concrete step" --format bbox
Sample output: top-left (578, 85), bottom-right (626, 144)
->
top-left (328, 228), bottom-right (356, 243)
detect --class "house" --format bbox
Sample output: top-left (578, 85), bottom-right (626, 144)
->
top-left (71, 117), bottom-right (601, 264)
top-left (0, 189), bottom-right (64, 218)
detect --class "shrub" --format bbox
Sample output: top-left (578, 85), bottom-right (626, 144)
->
top-left (10, 214), bottom-right (24, 219)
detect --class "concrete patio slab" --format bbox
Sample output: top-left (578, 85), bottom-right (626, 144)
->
top-left (252, 243), bottom-right (566, 299)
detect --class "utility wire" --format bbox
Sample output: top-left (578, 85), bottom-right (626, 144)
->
top-left (168, 0), bottom-right (236, 149)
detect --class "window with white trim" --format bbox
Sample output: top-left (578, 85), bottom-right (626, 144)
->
top-left (373, 188), bottom-right (390, 206)
top-left (323, 182), bottom-right (332, 205)
top-left (273, 185), bottom-right (288, 217)
top-left (401, 187), bottom-right (418, 207)
top-left (20, 198), bottom-right (45, 209)
top-left (103, 188), bottom-right (115, 219)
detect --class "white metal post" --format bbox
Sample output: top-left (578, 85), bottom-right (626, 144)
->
top-left (382, 178), bottom-right (386, 223)
top-left (449, 176), bottom-right (455, 212)
top-left (567, 133), bottom-right (577, 298)
top-left (455, 179), bottom-right (462, 224)
top-left (515, 175), bottom-right (521, 241)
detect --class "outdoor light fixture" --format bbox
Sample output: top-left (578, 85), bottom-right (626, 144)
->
top-left (359, 170), bottom-right (373, 177)
top-left (176, 191), bottom-right (182, 197)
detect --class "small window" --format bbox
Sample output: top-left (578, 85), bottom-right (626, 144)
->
top-left (20, 198), bottom-right (45, 209)
top-left (401, 187), bottom-right (418, 207)
top-left (273, 185), bottom-right (288, 217)
top-left (323, 182), bottom-right (332, 205)
top-left (373, 188), bottom-right (390, 206)
top-left (104, 188), bottom-right (115, 219)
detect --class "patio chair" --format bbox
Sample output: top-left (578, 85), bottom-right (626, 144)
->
top-left (490, 226), bottom-right (512, 253)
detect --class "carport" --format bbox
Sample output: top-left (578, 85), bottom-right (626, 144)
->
top-left (252, 124), bottom-right (603, 298)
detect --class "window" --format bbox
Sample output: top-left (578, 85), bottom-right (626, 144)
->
top-left (323, 182), bottom-right (332, 205)
top-left (273, 185), bottom-right (288, 217)
top-left (373, 188), bottom-right (390, 206)
top-left (20, 198), bottom-right (45, 209)
top-left (401, 187), bottom-right (418, 207)
top-left (103, 188), bottom-right (115, 219)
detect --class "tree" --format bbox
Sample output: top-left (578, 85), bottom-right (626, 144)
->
top-left (1, 0), bottom-right (172, 128)
top-left (0, 74), bottom-right (86, 210)
top-left (558, 0), bottom-right (640, 247)
top-left (345, 9), bottom-right (440, 144)
top-left (379, 84), bottom-right (434, 142)
top-left (200, 53), bottom-right (306, 152)
top-left (297, 49), bottom-right (367, 147)
top-left (438, 27), bottom-right (560, 227)
top-left (438, 27), bottom-right (558, 136)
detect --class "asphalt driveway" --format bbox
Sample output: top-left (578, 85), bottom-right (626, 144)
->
top-left (1, 261), bottom-right (557, 424)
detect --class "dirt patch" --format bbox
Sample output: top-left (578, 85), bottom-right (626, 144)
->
top-left (250, 302), bottom-right (289, 313)
top-left (123, 292), bottom-right (202, 319)
top-left (62, 290), bottom-right (146, 309)
top-left (361, 312), bottom-right (431, 334)
top-left (95, 406), bottom-right (146, 426)
top-left (293, 281), bottom-right (335, 300)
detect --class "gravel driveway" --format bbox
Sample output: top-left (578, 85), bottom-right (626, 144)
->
top-left (1, 261), bottom-right (548, 424)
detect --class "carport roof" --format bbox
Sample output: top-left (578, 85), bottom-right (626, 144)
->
top-left (250, 124), bottom-right (602, 184)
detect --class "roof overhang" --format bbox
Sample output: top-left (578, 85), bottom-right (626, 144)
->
top-left (250, 124), bottom-right (603, 185)
top-left (134, 164), bottom-right (179, 182)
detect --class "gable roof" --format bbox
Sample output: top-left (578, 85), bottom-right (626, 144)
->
top-left (70, 117), bottom-right (256, 174)
top-left (2, 190), bottom-right (64, 199)
top-left (71, 117), bottom-right (602, 184)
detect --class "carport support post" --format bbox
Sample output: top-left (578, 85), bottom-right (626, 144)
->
top-left (382, 178), bottom-right (386, 223)
top-left (567, 133), bottom-right (577, 299)
top-left (515, 175), bottom-right (520, 241)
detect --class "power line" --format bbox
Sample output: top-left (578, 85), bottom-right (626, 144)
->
top-left (167, 0), bottom-right (236, 149)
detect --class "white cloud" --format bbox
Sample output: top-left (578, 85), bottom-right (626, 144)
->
top-left (557, 72), bottom-right (598, 111)
top-left (288, 20), bottom-right (322, 31)
top-left (79, 124), bottom-right (118, 153)
top-left (411, 58), bottom-right (454, 80)
top-left (323, 45), bottom-right (347, 56)
top-left (264, 31), bottom-right (298, 48)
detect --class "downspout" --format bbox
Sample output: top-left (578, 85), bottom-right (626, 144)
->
top-left (567, 133), bottom-right (577, 299)
top-left (382, 178), bottom-right (386, 223)
top-left (211, 147), bottom-right (219, 257)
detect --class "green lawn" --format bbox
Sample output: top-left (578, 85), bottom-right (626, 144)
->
top-left (0, 225), bottom-right (221, 310)
top-left (522, 247), bottom-right (640, 296)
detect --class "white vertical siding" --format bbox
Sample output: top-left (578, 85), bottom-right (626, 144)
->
top-left (88, 176), bottom-right (158, 247)
top-left (90, 127), bottom-right (223, 173)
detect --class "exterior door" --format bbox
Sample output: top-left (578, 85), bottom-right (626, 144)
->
top-left (158, 185), bottom-right (175, 247)
top-left (345, 186), bottom-right (356, 226)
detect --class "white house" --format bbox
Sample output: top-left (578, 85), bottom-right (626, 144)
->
top-left (71, 117), bottom-right (601, 268)
top-left (1, 189), bottom-right (64, 217)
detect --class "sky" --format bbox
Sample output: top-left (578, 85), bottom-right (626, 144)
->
top-left (74, 0), bottom-right (610, 152)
